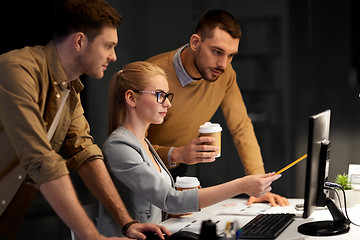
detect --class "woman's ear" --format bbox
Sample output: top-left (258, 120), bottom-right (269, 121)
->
top-left (125, 90), bottom-right (136, 108)
top-left (189, 34), bottom-right (201, 51)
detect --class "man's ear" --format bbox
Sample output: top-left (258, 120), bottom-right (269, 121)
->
top-left (189, 34), bottom-right (201, 51)
top-left (125, 90), bottom-right (136, 108)
top-left (73, 32), bottom-right (87, 52)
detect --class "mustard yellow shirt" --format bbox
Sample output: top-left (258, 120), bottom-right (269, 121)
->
top-left (147, 46), bottom-right (265, 175)
top-left (0, 41), bottom-right (103, 214)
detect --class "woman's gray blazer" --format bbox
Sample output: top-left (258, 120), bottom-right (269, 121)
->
top-left (97, 127), bottom-right (199, 237)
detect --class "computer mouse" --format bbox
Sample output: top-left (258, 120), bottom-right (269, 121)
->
top-left (167, 230), bottom-right (199, 240)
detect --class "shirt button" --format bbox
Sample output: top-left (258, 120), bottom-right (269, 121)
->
top-left (1, 200), bottom-right (5, 205)
top-left (56, 93), bottom-right (61, 99)
top-left (18, 175), bottom-right (22, 180)
top-left (53, 81), bottom-right (58, 85)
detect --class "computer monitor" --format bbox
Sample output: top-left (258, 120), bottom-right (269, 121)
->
top-left (302, 110), bottom-right (331, 218)
top-left (298, 110), bottom-right (350, 236)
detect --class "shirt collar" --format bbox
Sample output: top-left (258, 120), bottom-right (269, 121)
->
top-left (173, 44), bottom-right (195, 87)
top-left (45, 41), bottom-right (84, 93)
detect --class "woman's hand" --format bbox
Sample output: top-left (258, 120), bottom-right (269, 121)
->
top-left (241, 173), bottom-right (282, 198)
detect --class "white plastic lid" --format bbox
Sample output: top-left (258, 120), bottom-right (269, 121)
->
top-left (175, 176), bottom-right (200, 189)
top-left (198, 122), bottom-right (223, 133)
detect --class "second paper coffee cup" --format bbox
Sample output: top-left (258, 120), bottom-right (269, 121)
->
top-left (175, 176), bottom-right (200, 191)
top-left (198, 122), bottom-right (222, 157)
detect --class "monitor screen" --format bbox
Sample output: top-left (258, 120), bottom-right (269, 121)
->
top-left (298, 109), bottom-right (350, 236)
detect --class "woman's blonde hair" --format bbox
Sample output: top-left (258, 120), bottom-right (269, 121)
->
top-left (108, 61), bottom-right (166, 134)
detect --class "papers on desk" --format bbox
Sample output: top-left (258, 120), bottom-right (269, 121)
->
top-left (162, 216), bottom-right (220, 234)
top-left (163, 215), bottom-right (243, 235)
top-left (214, 201), bottom-right (303, 217)
top-left (216, 202), bottom-right (271, 216)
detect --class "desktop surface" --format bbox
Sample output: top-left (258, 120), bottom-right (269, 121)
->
top-left (161, 198), bottom-right (360, 239)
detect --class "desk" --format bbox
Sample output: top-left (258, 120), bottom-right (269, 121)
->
top-left (160, 198), bottom-right (360, 239)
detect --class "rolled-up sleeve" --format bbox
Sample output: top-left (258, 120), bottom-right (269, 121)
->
top-left (0, 62), bottom-right (68, 185)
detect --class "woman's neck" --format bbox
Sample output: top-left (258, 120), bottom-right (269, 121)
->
top-left (121, 118), bottom-right (149, 144)
top-left (122, 115), bottom-right (161, 172)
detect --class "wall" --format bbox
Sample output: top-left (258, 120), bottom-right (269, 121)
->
top-left (289, 0), bottom-right (360, 197)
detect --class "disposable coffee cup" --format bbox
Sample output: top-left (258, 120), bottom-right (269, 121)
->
top-left (172, 177), bottom-right (200, 217)
top-left (175, 176), bottom-right (200, 191)
top-left (198, 122), bottom-right (222, 157)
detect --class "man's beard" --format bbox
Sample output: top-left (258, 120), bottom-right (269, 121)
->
top-left (194, 53), bottom-right (224, 82)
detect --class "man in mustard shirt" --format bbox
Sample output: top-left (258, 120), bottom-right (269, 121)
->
top-left (147, 9), bottom-right (288, 207)
top-left (0, 0), bottom-right (169, 239)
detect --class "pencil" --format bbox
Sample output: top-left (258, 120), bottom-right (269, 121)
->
top-left (275, 154), bottom-right (307, 175)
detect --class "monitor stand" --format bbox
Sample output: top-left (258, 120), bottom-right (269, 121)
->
top-left (298, 198), bottom-right (350, 236)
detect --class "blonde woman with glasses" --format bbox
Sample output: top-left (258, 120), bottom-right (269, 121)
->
top-left (97, 61), bottom-right (281, 237)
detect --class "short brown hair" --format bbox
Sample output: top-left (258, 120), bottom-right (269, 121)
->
top-left (195, 9), bottom-right (241, 40)
top-left (53, 0), bottom-right (122, 42)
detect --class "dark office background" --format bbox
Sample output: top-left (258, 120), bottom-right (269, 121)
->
top-left (1, 0), bottom-right (359, 239)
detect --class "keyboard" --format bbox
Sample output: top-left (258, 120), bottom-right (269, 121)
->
top-left (239, 213), bottom-right (295, 239)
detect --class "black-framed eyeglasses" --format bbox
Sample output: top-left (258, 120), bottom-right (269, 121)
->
top-left (133, 90), bottom-right (174, 104)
